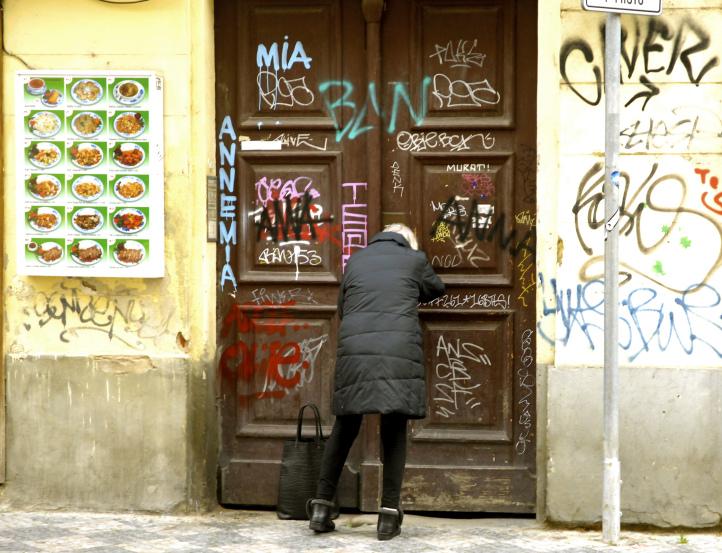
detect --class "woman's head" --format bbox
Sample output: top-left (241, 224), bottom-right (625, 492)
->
top-left (383, 223), bottom-right (419, 250)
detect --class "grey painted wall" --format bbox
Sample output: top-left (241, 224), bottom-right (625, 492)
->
top-left (545, 366), bottom-right (722, 527)
top-left (0, 354), bottom-right (213, 512)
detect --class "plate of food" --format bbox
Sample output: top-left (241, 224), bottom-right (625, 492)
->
top-left (71, 79), bottom-right (103, 105)
top-left (113, 112), bottom-right (145, 138)
top-left (26, 78), bottom-right (46, 96)
top-left (28, 174), bottom-right (62, 200)
top-left (112, 143), bottom-right (144, 168)
top-left (70, 143), bottom-right (104, 169)
top-left (29, 142), bottom-right (61, 169)
top-left (113, 80), bottom-right (145, 105)
top-left (113, 176), bottom-right (145, 201)
top-left (70, 240), bottom-right (103, 265)
top-left (113, 240), bottom-right (145, 266)
top-left (41, 89), bottom-right (63, 107)
top-left (28, 111), bottom-right (61, 138)
top-left (112, 208), bottom-right (146, 234)
top-left (27, 207), bottom-right (61, 233)
top-left (71, 208), bottom-right (104, 234)
top-left (35, 242), bottom-right (63, 265)
top-left (71, 112), bottom-right (103, 138)
top-left (71, 175), bottom-right (104, 201)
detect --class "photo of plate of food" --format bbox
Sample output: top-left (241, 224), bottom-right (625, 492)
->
top-left (27, 207), bottom-right (61, 233)
top-left (113, 240), bottom-right (145, 266)
top-left (28, 142), bottom-right (61, 169)
top-left (71, 208), bottom-right (104, 234)
top-left (69, 143), bottom-right (104, 169)
top-left (112, 208), bottom-right (146, 234)
top-left (113, 80), bottom-right (145, 105)
top-left (26, 78), bottom-right (47, 96)
top-left (27, 174), bottom-right (62, 201)
top-left (71, 79), bottom-right (104, 105)
top-left (112, 143), bottom-right (144, 168)
top-left (41, 89), bottom-right (63, 107)
top-left (28, 111), bottom-right (61, 138)
top-left (113, 176), bottom-right (145, 201)
top-left (71, 112), bottom-right (103, 138)
top-left (35, 242), bottom-right (63, 265)
top-left (113, 112), bottom-right (145, 138)
top-left (70, 240), bottom-right (103, 265)
top-left (71, 175), bottom-right (104, 201)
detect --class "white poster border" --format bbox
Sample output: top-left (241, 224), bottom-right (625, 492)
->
top-left (15, 70), bottom-right (164, 278)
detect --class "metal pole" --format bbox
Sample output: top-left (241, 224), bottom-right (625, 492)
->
top-left (603, 12), bottom-right (621, 545)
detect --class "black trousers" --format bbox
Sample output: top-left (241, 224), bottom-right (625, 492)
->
top-left (316, 414), bottom-right (408, 509)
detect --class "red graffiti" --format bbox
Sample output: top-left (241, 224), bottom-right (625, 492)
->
top-left (219, 301), bottom-right (314, 403)
top-left (220, 302), bottom-right (295, 338)
top-left (695, 168), bottom-right (722, 215)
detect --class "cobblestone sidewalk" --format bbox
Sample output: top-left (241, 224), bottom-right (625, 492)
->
top-left (0, 510), bottom-right (720, 552)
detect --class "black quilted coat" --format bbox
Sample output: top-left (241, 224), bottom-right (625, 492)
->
top-left (333, 231), bottom-right (446, 419)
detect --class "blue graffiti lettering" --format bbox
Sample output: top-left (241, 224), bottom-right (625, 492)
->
top-left (538, 274), bottom-right (722, 361)
top-left (318, 77), bottom-right (431, 141)
top-left (218, 115), bottom-right (238, 291)
top-left (256, 36), bottom-right (312, 72)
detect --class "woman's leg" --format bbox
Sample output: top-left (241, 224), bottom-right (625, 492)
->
top-left (315, 414), bottom-right (362, 501)
top-left (379, 414), bottom-right (408, 509)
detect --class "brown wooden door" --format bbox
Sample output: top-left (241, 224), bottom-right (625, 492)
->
top-left (215, 0), bottom-right (536, 513)
top-left (375, 0), bottom-right (538, 513)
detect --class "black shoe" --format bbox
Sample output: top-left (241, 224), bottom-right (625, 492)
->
top-left (307, 498), bottom-right (336, 533)
top-left (377, 506), bottom-right (403, 540)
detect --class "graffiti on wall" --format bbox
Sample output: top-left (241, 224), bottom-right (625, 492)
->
top-left (256, 37), bottom-right (314, 110)
top-left (21, 280), bottom-right (174, 350)
top-left (218, 115), bottom-right (238, 292)
top-left (560, 18), bottom-right (720, 111)
top-left (515, 328), bottom-right (534, 455)
top-left (571, 161), bottom-right (722, 293)
top-left (433, 334), bottom-right (490, 419)
top-left (538, 274), bottom-right (722, 362)
top-left (341, 182), bottom-right (368, 271)
top-left (219, 301), bottom-right (328, 402)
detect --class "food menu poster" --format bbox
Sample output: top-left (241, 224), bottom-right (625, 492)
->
top-left (15, 71), bottom-right (164, 277)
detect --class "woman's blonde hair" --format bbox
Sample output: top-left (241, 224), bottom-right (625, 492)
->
top-left (383, 223), bottom-right (419, 250)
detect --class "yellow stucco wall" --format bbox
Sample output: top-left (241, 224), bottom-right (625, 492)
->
top-left (546, 0), bottom-right (722, 369)
top-left (2, 0), bottom-right (216, 360)
top-left (542, 0), bottom-right (722, 527)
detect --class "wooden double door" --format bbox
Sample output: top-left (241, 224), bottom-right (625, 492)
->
top-left (215, 0), bottom-right (537, 512)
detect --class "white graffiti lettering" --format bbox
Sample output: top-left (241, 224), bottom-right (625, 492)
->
top-left (432, 73), bottom-right (501, 108)
top-left (434, 335), bottom-right (491, 418)
top-left (429, 39), bottom-right (486, 69)
top-left (397, 131), bottom-right (495, 153)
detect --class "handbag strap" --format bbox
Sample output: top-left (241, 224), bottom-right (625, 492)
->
top-left (296, 402), bottom-right (324, 444)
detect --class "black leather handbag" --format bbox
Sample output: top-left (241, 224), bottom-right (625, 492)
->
top-left (276, 403), bottom-right (328, 520)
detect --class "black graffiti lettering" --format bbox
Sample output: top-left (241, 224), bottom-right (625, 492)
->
top-left (255, 192), bottom-right (333, 243)
top-left (621, 20), bottom-right (642, 80)
top-left (624, 75), bottom-right (660, 110)
top-left (430, 197), bottom-right (536, 257)
top-left (563, 18), bottom-right (719, 112)
top-left (643, 18), bottom-right (673, 74)
top-left (678, 19), bottom-right (719, 85)
top-left (559, 40), bottom-right (602, 106)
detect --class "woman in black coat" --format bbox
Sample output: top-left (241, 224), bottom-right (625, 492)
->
top-left (308, 224), bottom-right (445, 540)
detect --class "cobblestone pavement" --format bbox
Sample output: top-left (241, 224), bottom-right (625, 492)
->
top-left (0, 510), bottom-right (720, 553)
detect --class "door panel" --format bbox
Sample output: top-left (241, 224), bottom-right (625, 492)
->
top-left (216, 0), bottom-right (366, 508)
top-left (216, 0), bottom-right (537, 513)
top-left (379, 0), bottom-right (537, 512)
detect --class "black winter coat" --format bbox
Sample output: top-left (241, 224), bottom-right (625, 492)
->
top-left (333, 232), bottom-right (446, 419)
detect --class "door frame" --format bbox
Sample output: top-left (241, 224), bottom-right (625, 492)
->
top-left (213, 0), bottom-right (541, 513)
top-left (1, 8), bottom-right (6, 483)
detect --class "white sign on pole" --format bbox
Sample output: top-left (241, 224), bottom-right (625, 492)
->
top-left (582, 0), bottom-right (662, 16)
